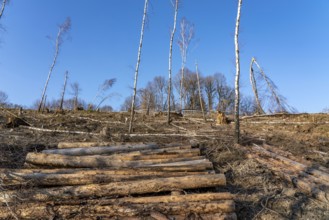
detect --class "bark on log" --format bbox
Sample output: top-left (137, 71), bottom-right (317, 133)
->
top-left (0, 200), bottom-right (235, 219)
top-left (0, 166), bottom-right (210, 175)
top-left (22, 162), bottom-right (213, 171)
top-left (251, 144), bottom-right (329, 183)
top-left (236, 145), bottom-right (329, 203)
top-left (58, 141), bottom-right (145, 148)
top-left (42, 144), bottom-right (192, 156)
top-left (171, 213), bottom-right (237, 220)
top-left (0, 174), bottom-right (226, 203)
top-left (28, 148), bottom-right (200, 165)
top-left (1, 170), bottom-right (210, 186)
top-left (262, 144), bottom-right (329, 174)
top-left (25, 152), bottom-right (206, 168)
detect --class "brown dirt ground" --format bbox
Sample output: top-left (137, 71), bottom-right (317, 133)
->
top-left (1, 109), bottom-right (329, 219)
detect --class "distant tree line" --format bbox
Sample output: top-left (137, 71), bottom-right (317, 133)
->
top-left (120, 70), bottom-right (257, 115)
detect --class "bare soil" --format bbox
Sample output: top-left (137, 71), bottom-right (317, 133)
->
top-left (1, 109), bottom-right (329, 219)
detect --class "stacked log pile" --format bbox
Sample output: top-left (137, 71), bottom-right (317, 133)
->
top-left (234, 143), bottom-right (329, 203)
top-left (0, 142), bottom-right (236, 219)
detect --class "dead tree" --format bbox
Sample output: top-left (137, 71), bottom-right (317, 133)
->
top-left (70, 82), bottom-right (81, 110)
top-left (90, 79), bottom-right (116, 110)
top-left (251, 57), bottom-right (292, 113)
top-left (38, 17), bottom-right (71, 112)
top-left (178, 17), bottom-right (194, 110)
top-left (249, 58), bottom-right (265, 115)
top-left (129, 0), bottom-right (149, 133)
top-left (0, 0), bottom-right (8, 20)
top-left (234, 0), bottom-right (242, 144)
top-left (59, 71), bottom-right (68, 111)
top-left (195, 62), bottom-right (206, 122)
top-left (167, 0), bottom-right (179, 124)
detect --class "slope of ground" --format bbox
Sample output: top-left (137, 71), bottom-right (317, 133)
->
top-left (0, 109), bottom-right (329, 219)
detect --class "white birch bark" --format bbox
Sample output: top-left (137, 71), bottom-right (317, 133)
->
top-left (195, 62), bottom-right (206, 122)
top-left (59, 71), bottom-right (68, 111)
top-left (0, 0), bottom-right (7, 20)
top-left (253, 58), bottom-right (284, 112)
top-left (129, 0), bottom-right (149, 133)
top-left (167, 0), bottom-right (179, 124)
top-left (249, 57), bottom-right (265, 114)
top-left (38, 18), bottom-right (71, 112)
top-left (234, 0), bottom-right (242, 144)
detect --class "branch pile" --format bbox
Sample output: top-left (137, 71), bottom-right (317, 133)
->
top-left (234, 143), bottom-right (329, 203)
top-left (0, 142), bottom-right (236, 219)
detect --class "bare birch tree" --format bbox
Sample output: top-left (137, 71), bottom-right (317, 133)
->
top-left (38, 17), bottom-right (71, 112)
top-left (70, 82), bottom-right (81, 111)
top-left (234, 0), bottom-right (242, 144)
top-left (250, 57), bottom-right (294, 113)
top-left (203, 75), bottom-right (216, 113)
top-left (195, 62), bottom-right (206, 122)
top-left (129, 0), bottom-right (149, 133)
top-left (90, 78), bottom-right (116, 110)
top-left (249, 57), bottom-right (265, 114)
top-left (178, 17), bottom-right (194, 110)
top-left (167, 0), bottom-right (179, 124)
top-left (59, 71), bottom-right (68, 111)
top-left (0, 0), bottom-right (8, 20)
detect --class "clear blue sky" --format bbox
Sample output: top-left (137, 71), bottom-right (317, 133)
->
top-left (0, 0), bottom-right (328, 112)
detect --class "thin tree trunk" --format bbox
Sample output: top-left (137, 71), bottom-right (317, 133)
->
top-left (180, 63), bottom-right (185, 110)
top-left (167, 0), bottom-right (179, 124)
top-left (253, 58), bottom-right (284, 112)
top-left (0, 0), bottom-right (7, 20)
top-left (129, 0), bottom-right (149, 133)
top-left (249, 58), bottom-right (265, 114)
top-left (195, 62), bottom-right (206, 122)
top-left (59, 71), bottom-right (68, 111)
top-left (234, 0), bottom-right (242, 144)
top-left (38, 29), bottom-right (61, 112)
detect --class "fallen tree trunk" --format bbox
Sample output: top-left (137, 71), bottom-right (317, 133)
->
top-left (23, 162), bottom-right (213, 171)
top-left (262, 144), bottom-right (329, 174)
top-left (42, 143), bottom-right (193, 156)
top-left (20, 125), bottom-right (100, 136)
top-left (28, 149), bottom-right (201, 165)
top-left (58, 141), bottom-right (146, 148)
top-left (0, 200), bottom-right (235, 219)
top-left (0, 165), bottom-right (212, 175)
top-left (1, 170), bottom-right (210, 186)
top-left (25, 152), bottom-right (206, 168)
top-left (251, 144), bottom-right (329, 183)
top-left (165, 213), bottom-right (237, 220)
top-left (233, 144), bottom-right (329, 203)
top-left (0, 174), bottom-right (226, 203)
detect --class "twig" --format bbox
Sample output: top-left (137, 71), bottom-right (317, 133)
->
top-left (0, 182), bottom-right (19, 220)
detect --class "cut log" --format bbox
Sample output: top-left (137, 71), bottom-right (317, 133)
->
top-left (0, 200), bottom-right (235, 219)
top-left (244, 149), bottom-right (329, 203)
top-left (1, 170), bottom-right (210, 186)
top-left (42, 143), bottom-right (192, 156)
top-left (0, 174), bottom-right (226, 203)
top-left (0, 165), bottom-right (211, 175)
top-left (25, 152), bottom-right (206, 168)
top-left (28, 148), bottom-right (201, 165)
top-left (58, 141), bottom-right (145, 148)
top-left (251, 144), bottom-right (329, 183)
top-left (262, 144), bottom-right (329, 174)
top-left (172, 213), bottom-right (237, 220)
top-left (22, 162), bottom-right (213, 171)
